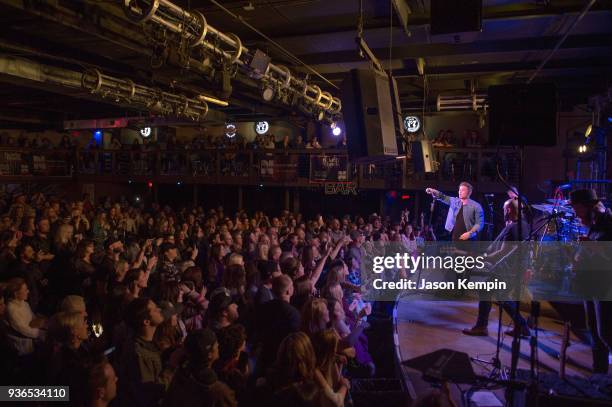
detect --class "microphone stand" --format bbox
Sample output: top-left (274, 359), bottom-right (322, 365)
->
top-left (497, 148), bottom-right (526, 407)
top-left (484, 194), bottom-right (495, 241)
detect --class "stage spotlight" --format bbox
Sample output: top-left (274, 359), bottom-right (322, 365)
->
top-left (332, 126), bottom-right (342, 136)
top-left (585, 124), bottom-right (592, 138)
top-left (608, 117), bottom-right (612, 123)
top-left (578, 145), bottom-right (587, 153)
top-left (93, 129), bottom-right (103, 144)
top-left (262, 86), bottom-right (274, 102)
top-left (147, 181), bottom-right (153, 188)
top-left (177, 181), bottom-right (182, 186)
top-left (135, 196), bottom-right (141, 202)
top-left (225, 123), bottom-right (237, 138)
top-left (128, 180), bottom-right (133, 184)
top-left (140, 127), bottom-right (152, 138)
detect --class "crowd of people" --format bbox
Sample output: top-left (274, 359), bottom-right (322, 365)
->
top-left (0, 131), bottom-right (336, 152)
top-left (0, 191), bottom-right (437, 406)
top-left (0, 133), bottom-right (77, 150)
top-left (102, 133), bottom-right (331, 152)
top-left (432, 129), bottom-right (484, 148)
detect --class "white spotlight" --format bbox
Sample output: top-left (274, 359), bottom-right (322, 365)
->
top-left (332, 127), bottom-right (342, 136)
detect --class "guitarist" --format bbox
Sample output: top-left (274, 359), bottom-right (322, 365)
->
top-left (462, 198), bottom-right (531, 338)
top-left (569, 189), bottom-right (612, 374)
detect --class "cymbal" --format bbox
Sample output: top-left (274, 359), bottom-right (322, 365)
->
top-left (545, 199), bottom-right (571, 205)
top-left (532, 203), bottom-right (574, 214)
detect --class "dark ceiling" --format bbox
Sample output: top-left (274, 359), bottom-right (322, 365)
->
top-left (1, 0), bottom-right (611, 129)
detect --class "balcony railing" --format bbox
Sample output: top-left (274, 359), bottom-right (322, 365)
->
top-left (0, 146), bottom-right (520, 189)
top-left (0, 148), bottom-right (73, 177)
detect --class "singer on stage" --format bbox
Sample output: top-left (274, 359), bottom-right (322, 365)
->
top-left (425, 182), bottom-right (484, 241)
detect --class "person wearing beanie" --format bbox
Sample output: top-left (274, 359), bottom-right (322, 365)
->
top-left (207, 287), bottom-right (239, 333)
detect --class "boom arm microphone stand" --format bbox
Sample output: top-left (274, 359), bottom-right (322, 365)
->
top-left (415, 195), bottom-right (435, 288)
top-left (494, 150), bottom-right (526, 406)
top-left (470, 246), bottom-right (520, 382)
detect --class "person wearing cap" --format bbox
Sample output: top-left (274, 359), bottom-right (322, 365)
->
top-left (425, 182), bottom-right (484, 241)
top-left (569, 188), bottom-right (612, 374)
top-left (154, 301), bottom-right (185, 352)
top-left (162, 328), bottom-right (237, 407)
top-left (207, 287), bottom-right (239, 333)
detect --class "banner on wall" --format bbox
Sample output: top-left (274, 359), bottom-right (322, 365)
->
top-left (310, 155), bottom-right (349, 183)
top-left (259, 154), bottom-right (298, 182)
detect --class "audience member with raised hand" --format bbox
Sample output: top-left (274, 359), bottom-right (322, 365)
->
top-left (0, 189), bottom-right (450, 405)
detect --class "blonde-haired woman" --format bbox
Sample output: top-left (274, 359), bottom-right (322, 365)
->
top-left (53, 223), bottom-right (76, 254)
top-left (301, 298), bottom-right (330, 337)
top-left (267, 332), bottom-right (344, 406)
top-left (312, 329), bottom-right (351, 407)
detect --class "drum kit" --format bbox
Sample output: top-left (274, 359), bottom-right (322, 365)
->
top-left (529, 199), bottom-right (587, 285)
top-left (531, 199), bottom-right (588, 242)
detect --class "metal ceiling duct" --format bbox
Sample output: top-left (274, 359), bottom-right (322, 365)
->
top-left (123, 0), bottom-right (341, 121)
top-left (436, 94), bottom-right (487, 111)
top-left (81, 68), bottom-right (209, 121)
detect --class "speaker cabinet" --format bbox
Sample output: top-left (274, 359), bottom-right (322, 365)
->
top-left (411, 141), bottom-right (435, 173)
top-left (341, 69), bottom-right (399, 163)
top-left (488, 83), bottom-right (557, 146)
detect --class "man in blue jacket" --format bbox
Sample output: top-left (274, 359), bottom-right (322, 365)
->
top-left (426, 182), bottom-right (484, 241)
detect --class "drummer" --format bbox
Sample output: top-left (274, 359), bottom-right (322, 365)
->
top-left (569, 188), bottom-right (612, 374)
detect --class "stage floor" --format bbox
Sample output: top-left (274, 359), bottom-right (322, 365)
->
top-left (394, 297), bottom-right (596, 405)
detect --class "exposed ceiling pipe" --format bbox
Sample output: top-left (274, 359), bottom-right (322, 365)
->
top-left (0, 55), bottom-right (223, 122)
top-left (123, 0), bottom-right (341, 121)
top-left (527, 0), bottom-right (597, 84)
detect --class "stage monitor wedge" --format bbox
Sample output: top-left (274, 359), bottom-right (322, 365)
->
top-left (430, 0), bottom-right (482, 35)
top-left (341, 69), bottom-right (399, 163)
top-left (488, 83), bottom-right (557, 147)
